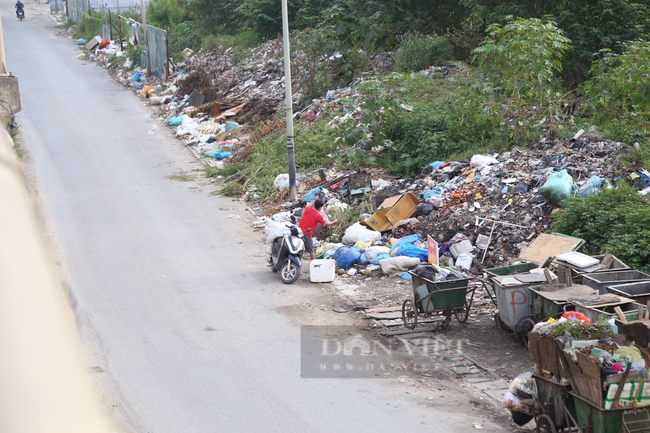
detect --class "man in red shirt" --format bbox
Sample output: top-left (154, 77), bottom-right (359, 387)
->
top-left (299, 199), bottom-right (338, 260)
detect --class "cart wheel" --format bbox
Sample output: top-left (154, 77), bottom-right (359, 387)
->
top-left (536, 414), bottom-right (557, 433)
top-left (513, 315), bottom-right (535, 344)
top-left (454, 303), bottom-right (471, 324)
top-left (402, 299), bottom-right (418, 329)
top-left (519, 318), bottom-right (536, 348)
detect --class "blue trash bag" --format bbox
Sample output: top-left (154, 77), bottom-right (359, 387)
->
top-left (370, 253), bottom-right (391, 265)
top-left (77, 38), bottom-right (87, 45)
top-left (132, 72), bottom-right (144, 82)
top-left (306, 186), bottom-right (323, 203)
top-left (575, 175), bottom-right (607, 198)
top-left (204, 149), bottom-right (224, 158)
top-left (359, 252), bottom-right (369, 265)
top-left (423, 187), bottom-right (444, 199)
top-left (167, 115), bottom-right (183, 127)
top-left (212, 151), bottom-right (233, 160)
top-left (428, 161), bottom-right (445, 170)
top-left (334, 246), bottom-right (364, 270)
top-left (539, 169), bottom-right (573, 205)
top-left (225, 121), bottom-right (240, 132)
top-left (393, 243), bottom-right (428, 261)
top-left (390, 234), bottom-right (421, 253)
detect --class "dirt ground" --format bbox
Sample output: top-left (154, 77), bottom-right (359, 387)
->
top-left (325, 274), bottom-right (536, 382)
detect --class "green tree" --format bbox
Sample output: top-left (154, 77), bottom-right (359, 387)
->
top-left (472, 17), bottom-right (571, 106)
top-left (581, 41), bottom-right (650, 124)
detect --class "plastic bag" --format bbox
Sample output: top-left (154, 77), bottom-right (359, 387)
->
top-left (575, 175), bottom-right (607, 198)
top-left (471, 154), bottom-right (500, 167)
top-left (176, 115), bottom-right (199, 137)
top-left (415, 203), bottom-right (434, 217)
top-left (265, 221), bottom-right (291, 243)
top-left (167, 115), bottom-right (183, 127)
top-left (365, 246), bottom-right (391, 261)
top-left (390, 234), bottom-right (421, 252)
top-left (225, 121), bottom-right (240, 132)
top-left (342, 222), bottom-right (382, 245)
top-left (414, 264), bottom-right (438, 281)
top-left (392, 244), bottom-right (427, 261)
top-left (334, 246), bottom-right (364, 270)
top-left (370, 253), bottom-right (392, 265)
top-left (455, 253), bottom-right (474, 271)
top-left (503, 372), bottom-right (537, 415)
top-left (423, 187), bottom-right (445, 199)
top-left (539, 169), bottom-right (573, 205)
top-left (306, 186), bottom-right (323, 203)
top-left (131, 72), bottom-right (144, 82)
top-left (428, 161), bottom-right (445, 170)
top-left (274, 174), bottom-right (289, 190)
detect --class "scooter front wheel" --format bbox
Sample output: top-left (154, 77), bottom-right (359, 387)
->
top-left (280, 261), bottom-right (300, 284)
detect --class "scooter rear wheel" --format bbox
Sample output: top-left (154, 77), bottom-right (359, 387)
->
top-left (280, 261), bottom-right (300, 284)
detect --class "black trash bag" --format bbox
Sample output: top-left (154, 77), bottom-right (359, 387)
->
top-left (414, 264), bottom-right (438, 281)
top-left (511, 411), bottom-right (534, 426)
top-left (513, 182), bottom-right (529, 194)
top-left (415, 203), bottom-right (435, 217)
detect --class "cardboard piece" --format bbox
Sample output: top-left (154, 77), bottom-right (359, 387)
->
top-left (534, 284), bottom-right (596, 301)
top-left (85, 36), bottom-right (102, 51)
top-left (568, 294), bottom-right (633, 309)
top-left (361, 193), bottom-right (420, 232)
top-left (519, 233), bottom-right (583, 264)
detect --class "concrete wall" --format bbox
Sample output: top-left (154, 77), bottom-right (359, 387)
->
top-left (0, 75), bottom-right (22, 114)
top-left (0, 128), bottom-right (114, 433)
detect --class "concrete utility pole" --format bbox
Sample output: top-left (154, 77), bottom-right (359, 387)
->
top-left (281, 0), bottom-right (296, 200)
top-left (140, 0), bottom-right (151, 77)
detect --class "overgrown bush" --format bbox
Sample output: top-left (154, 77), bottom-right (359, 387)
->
top-left (74, 12), bottom-right (103, 40)
top-left (381, 106), bottom-right (481, 176)
top-left (581, 41), bottom-right (650, 125)
top-left (395, 33), bottom-right (453, 73)
top-left (551, 184), bottom-right (650, 269)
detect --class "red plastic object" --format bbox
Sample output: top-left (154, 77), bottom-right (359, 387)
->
top-left (562, 311), bottom-right (593, 324)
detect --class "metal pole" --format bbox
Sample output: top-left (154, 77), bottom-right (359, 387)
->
top-left (140, 0), bottom-right (151, 77)
top-left (281, 0), bottom-right (296, 200)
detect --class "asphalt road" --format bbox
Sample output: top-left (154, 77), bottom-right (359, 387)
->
top-left (3, 5), bottom-right (503, 432)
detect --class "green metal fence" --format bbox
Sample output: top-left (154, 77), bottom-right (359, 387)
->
top-left (126, 19), bottom-right (169, 79)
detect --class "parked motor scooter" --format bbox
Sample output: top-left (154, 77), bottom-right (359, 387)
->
top-left (266, 218), bottom-right (305, 284)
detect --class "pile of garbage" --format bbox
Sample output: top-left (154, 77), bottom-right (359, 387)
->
top-left (260, 127), bottom-right (631, 279)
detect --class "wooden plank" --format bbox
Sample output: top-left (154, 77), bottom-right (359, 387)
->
top-left (614, 306), bottom-right (628, 322)
top-left (364, 306), bottom-right (403, 314)
top-left (365, 313), bottom-right (403, 320)
top-left (379, 327), bottom-right (440, 336)
top-left (646, 301), bottom-right (650, 320)
top-left (519, 233), bottom-right (583, 264)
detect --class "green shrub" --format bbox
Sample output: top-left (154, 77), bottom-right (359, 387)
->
top-left (74, 12), bottom-right (103, 40)
top-left (395, 33), bottom-right (453, 73)
top-left (551, 184), bottom-right (650, 268)
top-left (581, 41), bottom-right (650, 128)
top-left (381, 106), bottom-right (482, 176)
top-left (201, 34), bottom-right (220, 52)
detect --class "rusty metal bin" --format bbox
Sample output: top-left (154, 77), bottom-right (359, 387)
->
top-left (583, 270), bottom-right (650, 294)
top-left (608, 281), bottom-right (650, 305)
